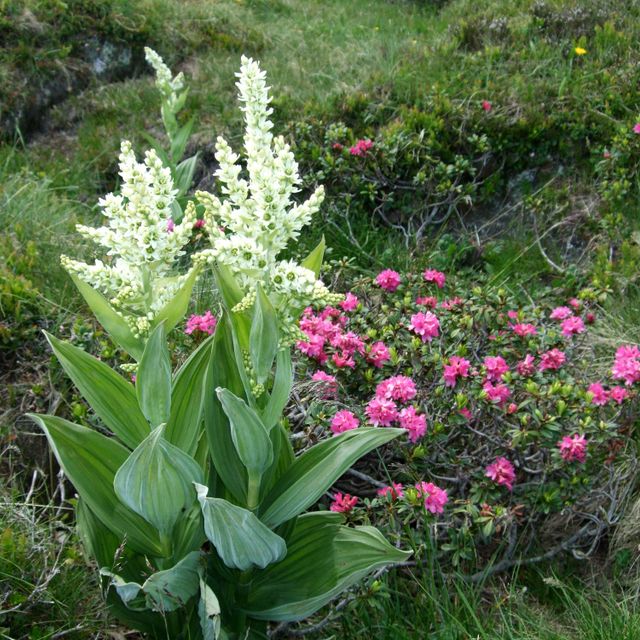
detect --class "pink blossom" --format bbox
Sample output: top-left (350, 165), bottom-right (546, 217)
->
top-left (415, 481), bottom-right (448, 514)
top-left (332, 352), bottom-right (356, 368)
top-left (459, 407), bottom-right (472, 420)
top-left (507, 310), bottom-right (519, 320)
top-left (634, 123), bottom-right (640, 135)
top-left (297, 334), bottom-right (327, 363)
top-left (423, 269), bottom-right (446, 288)
top-left (332, 142), bottom-right (344, 151)
top-left (443, 355), bottom-right (471, 387)
top-left (311, 370), bottom-right (338, 397)
top-left (558, 434), bottom-right (587, 463)
top-left (349, 138), bottom-right (373, 156)
top-left (485, 457), bottom-right (516, 490)
top-left (377, 483), bottom-right (404, 500)
top-left (367, 341), bottom-right (391, 368)
top-left (483, 380), bottom-right (511, 405)
top-left (416, 296), bottom-right (438, 308)
top-left (185, 311), bottom-right (217, 335)
top-left (331, 410), bottom-right (360, 434)
top-left (376, 375), bottom-right (417, 402)
top-left (586, 312), bottom-right (596, 324)
top-left (375, 269), bottom-right (401, 292)
top-left (483, 356), bottom-right (509, 382)
top-left (612, 345), bottom-right (640, 385)
top-left (167, 218), bottom-right (175, 232)
top-left (506, 403), bottom-right (518, 414)
top-left (587, 382), bottom-right (608, 406)
top-left (561, 316), bottom-right (585, 337)
top-left (439, 297), bottom-right (463, 310)
top-left (398, 406), bottom-right (427, 442)
top-left (330, 492), bottom-right (358, 512)
top-left (511, 323), bottom-right (537, 337)
top-left (516, 354), bottom-right (536, 377)
top-left (365, 396), bottom-right (399, 426)
top-left (569, 298), bottom-right (581, 310)
top-left (482, 100), bottom-right (492, 112)
top-left (340, 292), bottom-right (359, 312)
top-left (193, 218), bottom-right (205, 229)
top-left (610, 386), bottom-right (629, 404)
top-left (409, 311), bottom-right (440, 342)
top-left (539, 348), bottom-right (566, 371)
top-left (550, 306), bottom-right (572, 320)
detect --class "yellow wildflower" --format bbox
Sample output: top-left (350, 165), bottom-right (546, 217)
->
top-left (574, 47), bottom-right (587, 56)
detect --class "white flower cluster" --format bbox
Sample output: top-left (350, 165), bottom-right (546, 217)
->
top-left (61, 141), bottom-right (197, 337)
top-left (144, 47), bottom-right (184, 107)
top-left (194, 56), bottom-right (340, 334)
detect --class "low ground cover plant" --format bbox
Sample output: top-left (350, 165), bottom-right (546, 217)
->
top-left (295, 269), bottom-right (638, 575)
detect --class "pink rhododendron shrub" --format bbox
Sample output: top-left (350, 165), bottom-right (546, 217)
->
top-left (293, 269), bottom-right (638, 574)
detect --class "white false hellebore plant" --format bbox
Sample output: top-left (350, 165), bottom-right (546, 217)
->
top-left (30, 56), bottom-right (409, 639)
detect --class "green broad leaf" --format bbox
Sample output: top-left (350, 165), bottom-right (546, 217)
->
top-left (114, 425), bottom-right (204, 536)
top-left (165, 334), bottom-right (215, 455)
top-left (250, 284), bottom-right (279, 385)
top-left (70, 274), bottom-right (144, 360)
top-left (152, 266), bottom-right (200, 334)
top-left (140, 131), bottom-right (171, 166)
top-left (76, 498), bottom-right (122, 570)
top-left (170, 200), bottom-right (184, 223)
top-left (199, 578), bottom-right (221, 640)
top-left (28, 414), bottom-right (166, 556)
top-left (300, 236), bottom-right (325, 278)
top-left (203, 316), bottom-right (248, 504)
top-left (175, 155), bottom-right (199, 196)
top-left (136, 322), bottom-right (171, 427)
top-left (102, 550), bottom-right (202, 613)
top-left (261, 349), bottom-right (293, 431)
top-left (170, 118), bottom-right (195, 164)
top-left (260, 428), bottom-right (405, 528)
top-left (45, 332), bottom-right (149, 449)
top-left (216, 388), bottom-right (273, 474)
top-left (246, 513), bottom-right (410, 621)
top-left (214, 263), bottom-right (244, 310)
top-left (259, 424), bottom-right (295, 501)
top-left (195, 483), bottom-right (286, 571)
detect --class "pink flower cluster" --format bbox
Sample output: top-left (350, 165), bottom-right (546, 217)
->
top-left (377, 482), bottom-right (404, 500)
top-left (443, 356), bottom-right (470, 387)
top-left (298, 306), bottom-right (389, 369)
top-left (485, 456), bottom-right (516, 490)
top-left (311, 370), bottom-right (338, 397)
top-left (587, 382), bottom-right (630, 406)
top-left (185, 311), bottom-right (217, 335)
top-left (330, 492), bottom-right (358, 512)
top-left (331, 410), bottom-right (360, 434)
top-left (423, 269), bottom-right (446, 288)
top-left (409, 311), bottom-right (440, 342)
top-left (415, 481), bottom-right (449, 514)
top-left (349, 138), bottom-right (373, 157)
top-left (366, 375), bottom-right (426, 442)
top-left (376, 269), bottom-right (401, 292)
top-left (612, 345), bottom-right (640, 386)
top-left (558, 434), bottom-right (587, 463)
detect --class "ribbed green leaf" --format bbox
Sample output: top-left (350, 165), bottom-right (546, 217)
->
top-left (213, 264), bottom-right (250, 347)
top-left (28, 414), bottom-right (166, 556)
top-left (216, 388), bottom-right (273, 474)
top-left (114, 425), bottom-right (204, 536)
top-left (250, 285), bottom-right (278, 385)
top-left (153, 266), bottom-right (200, 334)
top-left (170, 118), bottom-right (195, 164)
top-left (300, 236), bottom-right (325, 278)
top-left (246, 512), bottom-right (410, 621)
top-left (102, 550), bottom-right (202, 613)
top-left (45, 332), bottom-right (148, 449)
top-left (195, 483), bottom-right (286, 571)
top-left (261, 349), bottom-right (293, 431)
top-left (260, 428), bottom-right (404, 528)
top-left (203, 316), bottom-right (247, 504)
top-left (136, 322), bottom-right (171, 427)
top-left (199, 578), bottom-right (221, 640)
top-left (70, 274), bottom-right (144, 360)
top-left (76, 498), bottom-right (122, 570)
top-left (165, 334), bottom-right (215, 455)
top-left (175, 155), bottom-right (198, 196)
